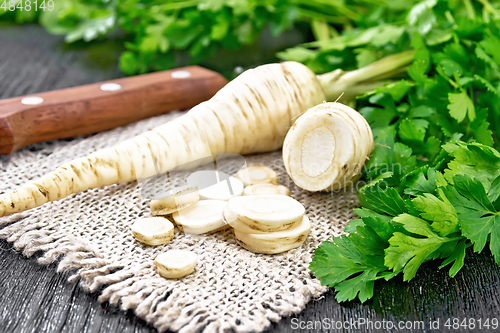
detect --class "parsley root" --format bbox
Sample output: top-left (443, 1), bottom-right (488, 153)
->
top-left (0, 52), bottom-right (413, 217)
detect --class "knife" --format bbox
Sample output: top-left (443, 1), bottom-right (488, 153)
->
top-left (0, 66), bottom-right (227, 155)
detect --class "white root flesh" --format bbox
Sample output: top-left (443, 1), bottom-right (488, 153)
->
top-left (172, 200), bottom-right (228, 235)
top-left (150, 186), bottom-right (199, 216)
top-left (234, 215), bottom-right (311, 254)
top-left (187, 171), bottom-right (244, 201)
top-left (243, 184), bottom-right (290, 196)
top-left (131, 217), bottom-right (175, 246)
top-left (236, 166), bottom-right (278, 186)
top-left (0, 62), bottom-right (324, 217)
top-left (283, 102), bottom-right (374, 192)
top-left (223, 194), bottom-right (305, 234)
top-left (155, 250), bottom-right (197, 279)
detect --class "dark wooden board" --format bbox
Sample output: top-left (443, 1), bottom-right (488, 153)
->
top-left (1, 24), bottom-right (500, 333)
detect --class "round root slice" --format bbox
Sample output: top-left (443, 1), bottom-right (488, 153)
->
top-left (155, 250), bottom-right (197, 279)
top-left (187, 170), bottom-right (244, 200)
top-left (131, 217), bottom-right (174, 246)
top-left (172, 200), bottom-right (227, 234)
top-left (243, 184), bottom-right (290, 196)
top-left (234, 215), bottom-right (311, 254)
top-left (236, 166), bottom-right (278, 186)
top-left (150, 186), bottom-right (199, 216)
top-left (283, 102), bottom-right (373, 192)
top-left (223, 194), bottom-right (305, 233)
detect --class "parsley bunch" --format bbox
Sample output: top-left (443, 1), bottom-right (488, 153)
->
top-left (311, 142), bottom-right (500, 302)
top-left (1, 0), bottom-right (396, 75)
top-left (306, 0), bottom-right (500, 302)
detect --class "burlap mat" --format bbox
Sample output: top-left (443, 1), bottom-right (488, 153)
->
top-left (0, 111), bottom-right (359, 333)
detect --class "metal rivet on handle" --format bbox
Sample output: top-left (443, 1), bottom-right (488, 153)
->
top-left (21, 97), bottom-right (44, 105)
top-left (171, 71), bottom-right (191, 79)
top-left (100, 83), bottom-right (122, 91)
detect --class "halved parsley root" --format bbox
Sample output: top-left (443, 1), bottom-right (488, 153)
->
top-left (0, 52), bottom-right (413, 217)
top-left (0, 62), bottom-right (320, 216)
top-left (283, 102), bottom-right (374, 191)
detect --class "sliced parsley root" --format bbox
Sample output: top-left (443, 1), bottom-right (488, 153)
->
top-left (310, 142), bottom-right (500, 303)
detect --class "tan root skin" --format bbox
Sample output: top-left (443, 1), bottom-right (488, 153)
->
top-left (131, 217), bottom-right (175, 246)
top-left (150, 186), bottom-right (199, 216)
top-left (0, 62), bottom-right (325, 217)
top-left (283, 102), bottom-right (374, 192)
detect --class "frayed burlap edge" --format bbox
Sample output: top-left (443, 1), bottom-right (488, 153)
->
top-left (0, 112), bottom-right (359, 333)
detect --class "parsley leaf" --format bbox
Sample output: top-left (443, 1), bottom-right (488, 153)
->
top-left (385, 214), bottom-right (449, 281)
top-left (439, 239), bottom-right (468, 277)
top-left (447, 92), bottom-right (475, 122)
top-left (412, 191), bottom-right (459, 237)
top-left (444, 142), bottom-right (500, 191)
top-left (358, 186), bottom-right (408, 217)
top-left (310, 223), bottom-right (396, 302)
top-left (403, 167), bottom-right (446, 196)
top-left (442, 174), bottom-right (500, 264)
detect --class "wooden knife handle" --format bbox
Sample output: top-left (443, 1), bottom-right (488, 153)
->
top-left (0, 66), bottom-right (227, 155)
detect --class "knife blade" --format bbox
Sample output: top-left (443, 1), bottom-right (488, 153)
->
top-left (0, 66), bottom-right (227, 155)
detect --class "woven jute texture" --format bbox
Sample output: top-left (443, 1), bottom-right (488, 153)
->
top-left (0, 111), bottom-right (359, 333)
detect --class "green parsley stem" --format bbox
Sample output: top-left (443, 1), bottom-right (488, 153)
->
top-left (317, 50), bottom-right (415, 103)
top-left (464, 0), bottom-right (476, 19)
top-left (477, 0), bottom-right (500, 18)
